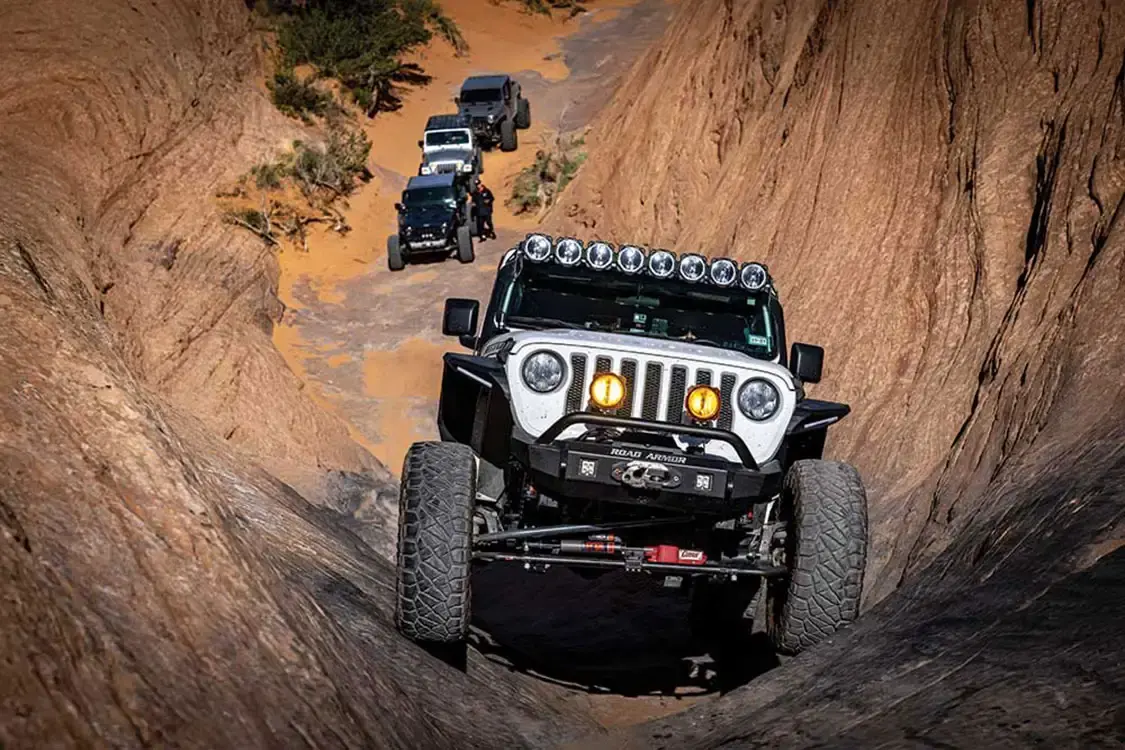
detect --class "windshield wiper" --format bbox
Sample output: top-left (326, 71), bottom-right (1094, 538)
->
top-left (504, 315), bottom-right (606, 332)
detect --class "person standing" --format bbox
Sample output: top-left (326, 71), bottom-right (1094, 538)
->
top-left (475, 181), bottom-right (496, 240)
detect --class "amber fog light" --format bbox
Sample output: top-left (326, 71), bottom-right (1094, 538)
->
top-left (685, 385), bottom-right (721, 421)
top-left (590, 373), bottom-right (626, 409)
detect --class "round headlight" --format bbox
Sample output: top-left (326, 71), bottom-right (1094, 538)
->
top-left (555, 238), bottom-right (583, 266)
top-left (709, 258), bottom-right (738, 287)
top-left (737, 379), bottom-right (780, 421)
top-left (740, 262), bottom-right (769, 291)
top-left (617, 245), bottom-right (646, 274)
top-left (524, 233), bottom-right (552, 262)
top-left (685, 385), bottom-right (721, 421)
top-left (679, 253), bottom-right (706, 282)
top-left (589, 372), bottom-right (626, 409)
top-left (648, 250), bottom-right (676, 278)
top-left (521, 350), bottom-right (566, 393)
top-left (585, 241), bottom-right (614, 270)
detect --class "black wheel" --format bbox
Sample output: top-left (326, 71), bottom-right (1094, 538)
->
top-left (500, 119), bottom-right (517, 152)
top-left (766, 460), bottom-right (867, 655)
top-left (387, 235), bottom-right (405, 271)
top-left (394, 441), bottom-right (476, 644)
top-left (516, 97), bottom-right (531, 129)
top-left (456, 224), bottom-right (474, 263)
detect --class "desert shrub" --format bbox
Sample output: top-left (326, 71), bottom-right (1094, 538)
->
top-left (290, 126), bottom-right (373, 198)
top-left (249, 157), bottom-right (292, 190)
top-left (508, 134), bottom-right (587, 215)
top-left (262, 0), bottom-right (466, 116)
top-left (496, 0), bottom-right (586, 16)
top-left (268, 69), bottom-right (333, 121)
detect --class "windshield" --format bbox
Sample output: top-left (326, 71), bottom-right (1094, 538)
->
top-left (425, 130), bottom-right (470, 147)
top-left (460, 88), bottom-right (502, 104)
top-left (403, 186), bottom-right (456, 208)
top-left (494, 263), bottom-right (778, 358)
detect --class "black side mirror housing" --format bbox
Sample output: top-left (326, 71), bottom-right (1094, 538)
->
top-left (453, 95), bottom-right (460, 105)
top-left (417, 139), bottom-right (423, 148)
top-left (790, 342), bottom-right (824, 384)
top-left (394, 202), bottom-right (404, 212)
top-left (443, 298), bottom-right (479, 348)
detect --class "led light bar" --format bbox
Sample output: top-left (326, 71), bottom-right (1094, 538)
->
top-left (516, 234), bottom-right (773, 291)
top-left (523, 233), bottom-right (552, 262)
top-left (617, 245), bottom-right (646, 274)
top-left (678, 253), bottom-right (706, 282)
top-left (709, 258), bottom-right (737, 287)
top-left (648, 249), bottom-right (676, 278)
top-left (555, 237), bottom-right (583, 266)
top-left (739, 262), bottom-right (769, 291)
top-left (585, 241), bottom-right (614, 270)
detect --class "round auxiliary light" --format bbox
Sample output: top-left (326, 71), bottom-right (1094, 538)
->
top-left (589, 372), bottom-right (627, 409)
top-left (647, 250), bottom-right (676, 279)
top-left (555, 237), bottom-right (583, 266)
top-left (523, 233), bottom-right (552, 262)
top-left (709, 258), bottom-right (738, 287)
top-left (685, 385), bottom-right (721, 422)
top-left (585, 241), bottom-right (614, 270)
top-left (617, 245), bottom-right (646, 274)
top-left (740, 262), bottom-right (769, 291)
top-left (678, 253), bottom-right (707, 283)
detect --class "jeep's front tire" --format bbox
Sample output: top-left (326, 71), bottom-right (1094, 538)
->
top-left (766, 459), bottom-right (867, 655)
top-left (516, 97), bottom-right (531, 129)
top-left (395, 442), bottom-right (476, 644)
top-left (387, 234), bottom-right (405, 271)
top-left (500, 119), bottom-right (517, 152)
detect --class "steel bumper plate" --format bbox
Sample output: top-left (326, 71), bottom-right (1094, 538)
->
top-left (562, 442), bottom-right (730, 499)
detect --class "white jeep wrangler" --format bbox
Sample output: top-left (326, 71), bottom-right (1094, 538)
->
top-left (394, 233), bottom-right (869, 662)
top-left (417, 113), bottom-right (481, 180)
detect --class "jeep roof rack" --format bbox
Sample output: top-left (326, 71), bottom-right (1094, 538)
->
top-left (460, 74), bottom-right (510, 90)
top-left (425, 113), bottom-right (472, 130)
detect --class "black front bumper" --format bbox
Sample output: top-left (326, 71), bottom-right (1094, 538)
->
top-left (517, 413), bottom-right (782, 515)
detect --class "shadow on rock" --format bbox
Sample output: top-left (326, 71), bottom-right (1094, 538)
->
top-left (468, 564), bottom-right (781, 697)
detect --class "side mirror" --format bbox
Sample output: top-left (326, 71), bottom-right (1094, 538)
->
top-left (453, 96), bottom-right (460, 105)
top-left (417, 139), bottom-right (423, 148)
top-left (443, 298), bottom-right (479, 348)
top-left (789, 343), bottom-right (824, 384)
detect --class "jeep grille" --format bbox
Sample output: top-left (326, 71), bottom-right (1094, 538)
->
top-left (564, 352), bottom-right (739, 430)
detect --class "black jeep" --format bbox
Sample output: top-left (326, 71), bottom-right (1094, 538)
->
top-left (386, 173), bottom-right (474, 272)
top-left (455, 74), bottom-right (531, 152)
top-left (393, 233), bottom-right (869, 662)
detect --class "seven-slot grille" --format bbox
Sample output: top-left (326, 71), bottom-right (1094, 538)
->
top-left (564, 352), bottom-right (741, 430)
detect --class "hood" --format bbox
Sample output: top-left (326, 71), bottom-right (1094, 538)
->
top-left (424, 148), bottom-right (473, 165)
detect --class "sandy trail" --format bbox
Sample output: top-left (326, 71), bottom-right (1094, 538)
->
top-left (273, 0), bottom-right (674, 472)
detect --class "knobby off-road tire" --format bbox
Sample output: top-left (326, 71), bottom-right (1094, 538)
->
top-left (387, 234), bottom-right (405, 271)
top-left (767, 459), bottom-right (867, 655)
top-left (456, 224), bottom-right (474, 263)
top-left (516, 97), bottom-right (531, 129)
top-left (500, 119), bottom-right (517, 152)
top-left (394, 441), bottom-right (476, 643)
